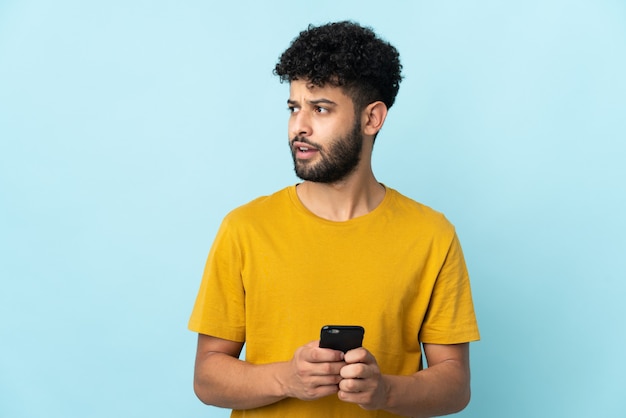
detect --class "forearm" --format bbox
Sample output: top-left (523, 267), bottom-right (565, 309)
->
top-left (381, 360), bottom-right (470, 418)
top-left (194, 352), bottom-right (290, 410)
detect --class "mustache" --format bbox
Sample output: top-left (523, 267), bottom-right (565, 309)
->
top-left (290, 136), bottom-right (321, 149)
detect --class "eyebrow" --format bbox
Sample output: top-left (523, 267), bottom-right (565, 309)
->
top-left (287, 98), bottom-right (338, 107)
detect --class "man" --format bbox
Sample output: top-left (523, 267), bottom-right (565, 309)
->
top-left (189, 21), bottom-right (480, 418)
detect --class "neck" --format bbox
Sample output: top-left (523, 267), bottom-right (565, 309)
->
top-left (296, 168), bottom-right (385, 222)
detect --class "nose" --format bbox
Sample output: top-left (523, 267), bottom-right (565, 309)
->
top-left (290, 110), bottom-right (312, 139)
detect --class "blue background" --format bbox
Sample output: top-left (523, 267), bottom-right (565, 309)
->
top-left (1, 1), bottom-right (625, 417)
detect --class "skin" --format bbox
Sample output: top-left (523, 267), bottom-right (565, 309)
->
top-left (193, 79), bottom-right (472, 417)
top-left (288, 85), bottom-right (363, 185)
top-left (287, 79), bottom-right (386, 221)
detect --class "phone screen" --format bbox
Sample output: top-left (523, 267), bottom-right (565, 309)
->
top-left (319, 325), bottom-right (364, 353)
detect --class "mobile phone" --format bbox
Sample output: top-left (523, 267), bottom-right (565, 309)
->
top-left (319, 325), bottom-right (365, 353)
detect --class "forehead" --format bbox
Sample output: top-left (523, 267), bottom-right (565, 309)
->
top-left (288, 79), bottom-right (353, 104)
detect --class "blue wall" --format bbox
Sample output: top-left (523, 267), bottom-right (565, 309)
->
top-left (1, 1), bottom-right (625, 417)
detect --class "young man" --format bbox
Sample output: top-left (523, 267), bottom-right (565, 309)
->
top-left (189, 21), bottom-right (480, 418)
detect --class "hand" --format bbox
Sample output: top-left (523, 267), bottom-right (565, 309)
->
top-left (281, 341), bottom-right (346, 401)
top-left (337, 347), bottom-right (388, 410)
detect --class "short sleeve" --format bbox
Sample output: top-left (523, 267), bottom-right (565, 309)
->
top-left (188, 215), bottom-right (246, 342)
top-left (419, 233), bottom-right (480, 344)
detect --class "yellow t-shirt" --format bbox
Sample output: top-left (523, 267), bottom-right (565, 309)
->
top-left (189, 185), bottom-right (480, 417)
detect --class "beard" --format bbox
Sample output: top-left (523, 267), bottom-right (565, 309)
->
top-left (289, 118), bottom-right (363, 184)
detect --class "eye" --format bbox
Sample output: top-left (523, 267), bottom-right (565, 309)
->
top-left (314, 106), bottom-right (329, 114)
top-left (288, 105), bottom-right (300, 114)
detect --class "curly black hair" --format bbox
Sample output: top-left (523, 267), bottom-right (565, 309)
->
top-left (274, 21), bottom-right (403, 111)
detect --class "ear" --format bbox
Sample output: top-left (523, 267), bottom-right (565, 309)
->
top-left (361, 101), bottom-right (388, 137)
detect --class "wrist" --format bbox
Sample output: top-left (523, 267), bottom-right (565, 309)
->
top-left (271, 361), bottom-right (293, 399)
top-left (379, 375), bottom-right (394, 410)
top-left (379, 374), bottom-right (417, 413)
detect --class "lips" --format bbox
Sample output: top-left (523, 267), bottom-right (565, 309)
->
top-left (292, 140), bottom-right (319, 159)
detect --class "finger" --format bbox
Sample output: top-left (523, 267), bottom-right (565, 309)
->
top-left (338, 376), bottom-right (370, 394)
top-left (339, 363), bottom-right (368, 379)
top-left (311, 373), bottom-right (343, 387)
top-left (309, 346), bottom-right (345, 363)
top-left (306, 359), bottom-right (345, 378)
top-left (344, 347), bottom-right (373, 364)
top-left (297, 341), bottom-right (343, 363)
top-left (297, 380), bottom-right (340, 401)
top-left (338, 387), bottom-right (376, 408)
top-left (298, 372), bottom-right (342, 389)
top-left (306, 383), bottom-right (341, 400)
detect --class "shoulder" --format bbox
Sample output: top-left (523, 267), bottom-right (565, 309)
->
top-left (222, 186), bottom-right (294, 226)
top-left (386, 188), bottom-right (455, 233)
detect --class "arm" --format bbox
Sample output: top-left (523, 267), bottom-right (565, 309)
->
top-left (338, 343), bottom-right (471, 418)
top-left (193, 333), bottom-right (346, 409)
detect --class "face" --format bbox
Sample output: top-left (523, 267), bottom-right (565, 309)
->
top-left (287, 80), bottom-right (363, 184)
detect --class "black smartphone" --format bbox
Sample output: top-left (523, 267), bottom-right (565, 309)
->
top-left (319, 325), bottom-right (365, 353)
